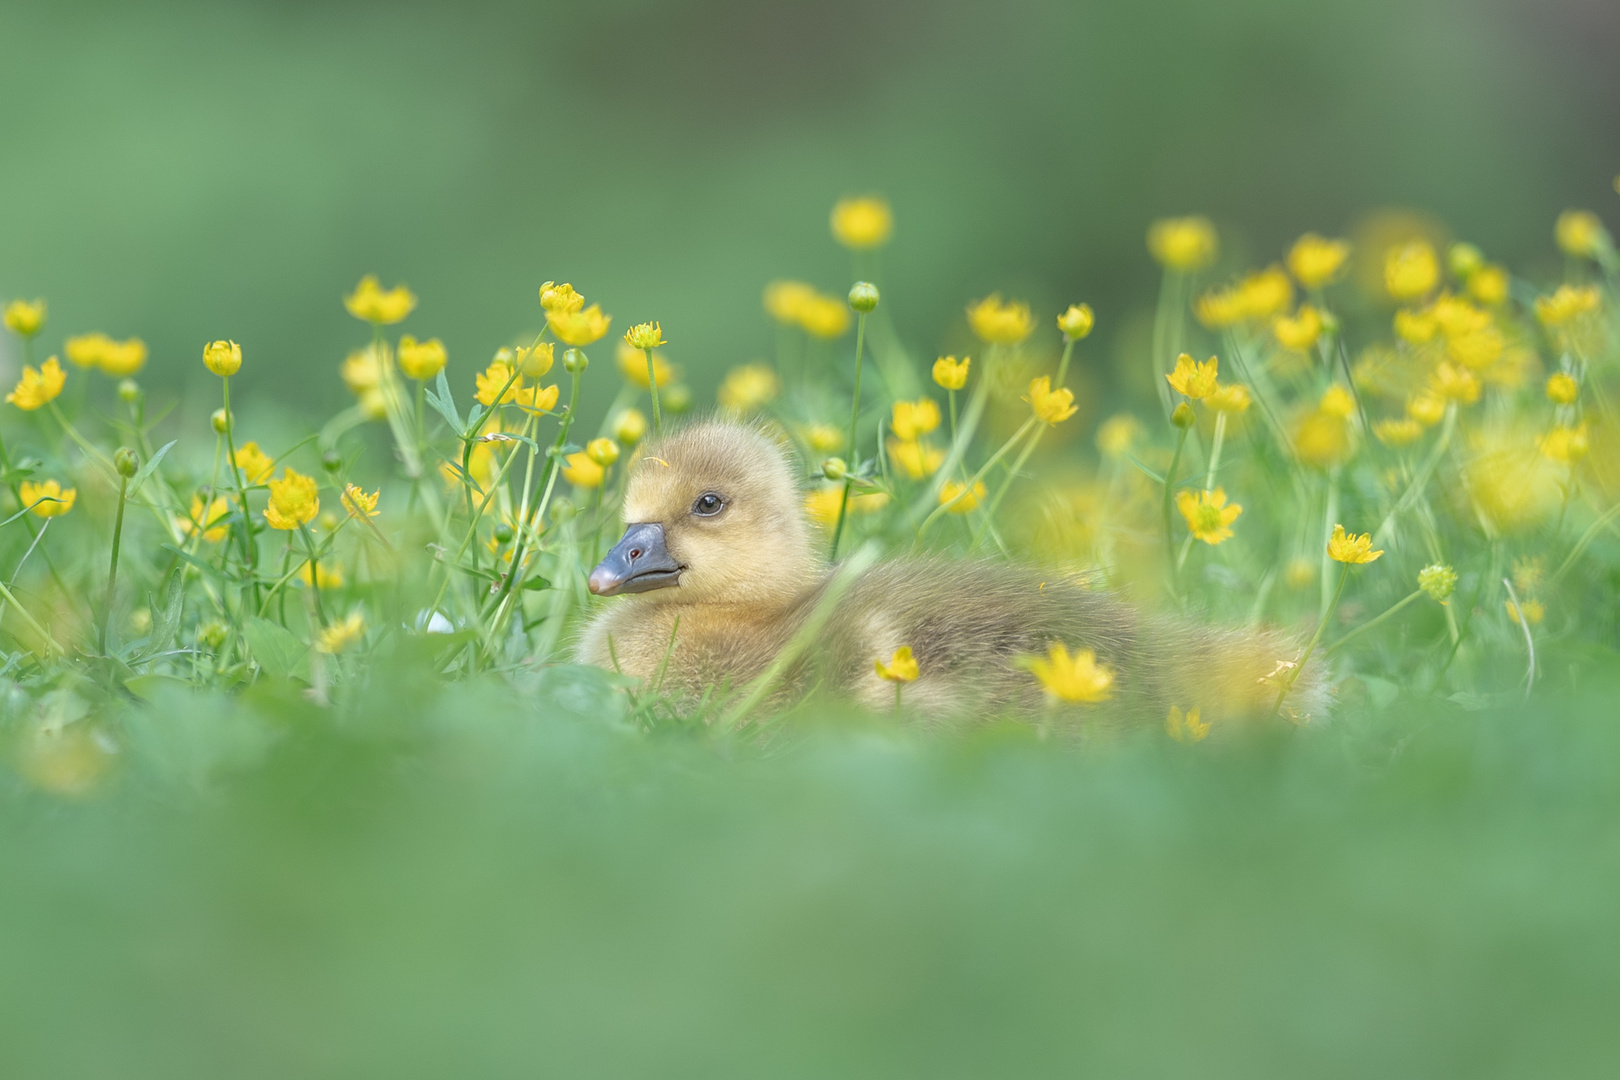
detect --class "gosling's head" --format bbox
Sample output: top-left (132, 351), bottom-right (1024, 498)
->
top-left (588, 420), bottom-right (822, 606)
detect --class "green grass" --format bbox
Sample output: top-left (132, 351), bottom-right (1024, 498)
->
top-left (4, 668), bottom-right (1618, 1078)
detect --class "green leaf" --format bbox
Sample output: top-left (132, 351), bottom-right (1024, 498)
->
top-left (426, 370), bottom-right (463, 433)
top-left (521, 575), bottom-right (553, 591)
top-left (127, 572), bottom-right (185, 665)
top-left (243, 617), bottom-right (309, 682)
top-left (1124, 453), bottom-right (1167, 485)
top-left (127, 439), bottom-right (177, 498)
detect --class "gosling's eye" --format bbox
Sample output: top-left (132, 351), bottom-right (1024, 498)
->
top-left (692, 492), bottom-right (726, 517)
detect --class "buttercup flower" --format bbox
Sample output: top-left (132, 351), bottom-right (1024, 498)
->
top-left (1373, 417), bottom-right (1424, 447)
top-left (624, 321), bottom-right (666, 350)
top-left (180, 495), bottom-right (230, 542)
top-left (1166, 705), bottom-right (1210, 743)
top-left (3, 299), bottom-right (46, 337)
top-left (967, 295), bottom-right (1034, 344)
top-left (1505, 598), bottom-right (1545, 626)
top-left (831, 196), bottom-right (893, 250)
top-left (1539, 423), bottom-right (1589, 464)
top-left (1177, 487), bottom-right (1243, 545)
top-left (298, 561), bottom-right (344, 590)
top-left (317, 612), bottom-right (366, 655)
top-left (98, 338), bottom-right (147, 377)
top-left (1468, 265), bottom-right (1509, 306)
top-left (1432, 362), bottom-right (1481, 404)
top-left (1147, 216), bottom-right (1218, 271)
top-left (475, 360), bottom-right (522, 407)
top-left (538, 282), bottom-right (584, 315)
top-left (514, 383), bottom-right (560, 414)
top-left (7, 357), bottom-right (65, 410)
top-left (1555, 210), bottom-right (1607, 258)
top-left (932, 355), bottom-right (970, 390)
top-left (1023, 643), bottom-right (1114, 703)
top-left (718, 364), bottom-right (779, 412)
top-left (203, 339), bottom-right (242, 377)
top-left (1287, 234), bottom-right (1350, 288)
top-left (797, 294), bottom-right (850, 339)
top-left (614, 409), bottom-right (649, 446)
top-left (264, 468), bottom-right (319, 531)
top-left (616, 341), bottom-right (677, 388)
top-left (549, 305), bottom-right (612, 347)
top-left (562, 451), bottom-right (604, 488)
top-left (1534, 284), bottom-right (1601, 326)
top-left (939, 480), bottom-right (987, 514)
top-left (1394, 307), bottom-right (1438, 345)
top-left (341, 484), bottom-right (380, 518)
top-left (1095, 413), bottom-right (1142, 457)
top-left (398, 336), bottom-right (447, 380)
top-left (891, 399), bottom-right (941, 441)
top-left (1406, 393), bottom-right (1447, 427)
top-left (518, 342), bottom-right (555, 378)
top-left (888, 439), bottom-right (945, 479)
top-left (1206, 383), bottom-right (1252, 414)
top-left (65, 333), bottom-right (112, 368)
top-left (1165, 353), bottom-right (1218, 399)
top-left (763, 280), bottom-right (816, 325)
top-left (1546, 372), bottom-right (1579, 405)
top-left (586, 438), bottom-right (620, 467)
top-left (1418, 564), bottom-right (1457, 603)
top-left (804, 484), bottom-right (887, 525)
top-left (19, 479), bottom-right (75, 518)
top-left (873, 645), bottom-right (918, 683)
top-left (1319, 384), bottom-right (1356, 419)
top-left (1025, 376), bottom-right (1077, 425)
top-left (1327, 524), bottom-right (1383, 564)
top-left (1294, 410), bottom-right (1352, 468)
top-left (1057, 303), bottom-right (1094, 340)
top-left (1384, 241), bottom-right (1439, 301)
top-left (233, 442), bottom-right (274, 484)
top-left (344, 275), bottom-right (417, 325)
top-left (1446, 325), bottom-right (1505, 371)
top-left (1273, 305), bottom-right (1324, 351)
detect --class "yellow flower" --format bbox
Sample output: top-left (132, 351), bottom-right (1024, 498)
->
top-left (932, 355), bottom-right (970, 391)
top-left (1393, 307), bottom-right (1438, 345)
top-left (180, 495), bottom-right (230, 542)
top-left (1505, 598), bottom-right (1545, 626)
top-left (1285, 558), bottom-right (1315, 589)
top-left (624, 321), bottom-right (666, 350)
top-left (1327, 524), bottom-right (1383, 564)
top-left (1546, 372), bottom-right (1579, 405)
top-left (341, 347), bottom-right (382, 394)
top-left (203, 339), bottom-right (243, 378)
top-left (1534, 284), bottom-right (1601, 326)
top-left (518, 342), bottom-right (554, 378)
top-left (98, 338), bottom-right (147, 377)
top-left (891, 398), bottom-right (941, 441)
top-left (1512, 556), bottom-right (1544, 596)
top-left (64, 333), bottom-right (112, 368)
top-left (1384, 241), bottom-right (1439, 302)
top-left (475, 360), bottom-right (522, 407)
top-left (1555, 209), bottom-right (1607, 258)
top-left (1025, 376), bottom-right (1077, 425)
top-left (1468, 264), bottom-right (1509, 306)
top-left (1166, 705), bottom-right (1210, 743)
top-left (939, 480), bottom-right (986, 513)
top-left (344, 275), bottom-right (417, 325)
top-left (1294, 411), bottom-right (1352, 468)
top-left (1206, 383), bottom-right (1252, 414)
top-left (1095, 413), bottom-right (1142, 457)
top-left (616, 341), bottom-right (677, 388)
top-left (6, 356), bottom-right (65, 410)
top-left (1023, 643), bottom-right (1114, 703)
top-left (548, 304), bottom-right (612, 347)
top-left (233, 441), bottom-right (274, 484)
top-left (831, 196), bottom-right (893, 250)
top-left (1406, 393), bottom-right (1447, 427)
top-left (1432, 362), bottom-right (1481, 404)
top-left (538, 282), bottom-right (584, 315)
top-left (1147, 216), bottom-right (1218, 272)
top-left (1057, 303), bottom-right (1095, 340)
top-left (1446, 325), bottom-right (1504, 371)
top-left (586, 438), bottom-right (620, 467)
top-left (297, 561), bottom-right (344, 590)
top-left (397, 335), bottom-right (447, 380)
top-left (341, 484), bottom-right (380, 518)
top-left (1539, 423), bottom-right (1589, 464)
top-left (19, 479), bottom-right (75, 518)
top-left (1373, 417), bottom-right (1424, 447)
top-left (3, 299), bottom-right (46, 337)
top-left (1165, 353), bottom-right (1218, 400)
top-left (1193, 287), bottom-right (1247, 329)
top-left (1273, 305), bottom-right (1323, 351)
top-left (1319, 383), bottom-right (1356, 419)
top-left (718, 364), bottom-right (780, 412)
top-left (264, 468), bottom-right (319, 531)
top-left (804, 484), bottom-right (888, 525)
top-left (966, 294), bottom-right (1034, 345)
top-left (562, 451), bottom-right (604, 488)
top-left (797, 294), bottom-right (851, 339)
top-left (763, 280), bottom-right (816, 325)
top-left (316, 612), bottom-right (366, 654)
top-left (1287, 234), bottom-right (1351, 288)
top-left (514, 383), bottom-right (560, 415)
top-left (614, 409), bottom-right (649, 446)
top-left (1237, 265), bottom-right (1294, 321)
top-left (1418, 564), bottom-right (1457, 603)
top-left (888, 438), bottom-right (945, 479)
top-left (873, 644), bottom-right (918, 683)
top-left (1176, 487), bottom-right (1243, 545)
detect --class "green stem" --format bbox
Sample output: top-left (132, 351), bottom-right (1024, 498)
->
top-left (1273, 563), bottom-right (1350, 717)
top-left (918, 416), bottom-right (1038, 538)
top-left (1161, 425), bottom-right (1191, 593)
top-left (100, 476), bottom-right (129, 654)
top-left (645, 349), bottom-right (662, 434)
top-left (1325, 589), bottom-right (1422, 656)
top-left (219, 376), bottom-right (259, 607)
top-left (974, 421), bottom-right (1045, 547)
top-left (298, 522), bottom-right (326, 624)
top-left (1202, 410), bottom-right (1227, 491)
top-left (830, 310), bottom-right (870, 559)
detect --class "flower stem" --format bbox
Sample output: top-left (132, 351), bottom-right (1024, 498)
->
top-left (1161, 425), bottom-right (1191, 594)
top-left (99, 475), bottom-right (129, 654)
top-left (645, 349), bottom-right (662, 434)
top-left (1202, 410), bottom-right (1227, 491)
top-left (918, 416), bottom-right (1037, 539)
top-left (1324, 588), bottom-right (1422, 656)
top-left (1273, 562), bottom-right (1350, 718)
top-left (830, 310), bottom-right (870, 560)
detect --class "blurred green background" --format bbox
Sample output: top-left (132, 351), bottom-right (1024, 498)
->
top-left (2, 0), bottom-right (1618, 421)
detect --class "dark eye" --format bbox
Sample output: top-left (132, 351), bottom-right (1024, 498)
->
top-left (693, 492), bottom-right (725, 517)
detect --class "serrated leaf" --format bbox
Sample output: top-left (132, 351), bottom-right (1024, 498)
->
top-left (426, 370), bottom-right (463, 433)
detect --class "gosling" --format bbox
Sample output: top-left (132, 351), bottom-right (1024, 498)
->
top-left (577, 421), bottom-right (1318, 727)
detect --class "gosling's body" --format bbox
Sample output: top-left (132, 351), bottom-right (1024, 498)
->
top-left (578, 421), bottom-right (1313, 725)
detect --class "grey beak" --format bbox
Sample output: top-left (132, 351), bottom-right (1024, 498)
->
top-left (588, 522), bottom-right (683, 596)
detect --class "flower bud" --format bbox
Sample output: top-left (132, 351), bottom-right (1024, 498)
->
top-left (1057, 303), bottom-right (1094, 340)
top-left (562, 348), bottom-right (588, 374)
top-left (612, 409), bottom-right (648, 446)
top-left (203, 339), bottom-right (242, 377)
top-left (848, 282), bottom-right (880, 313)
top-left (114, 447), bottom-right (139, 478)
top-left (322, 450), bottom-right (343, 474)
top-left (1171, 402), bottom-right (1196, 430)
top-left (586, 437), bottom-right (620, 466)
top-left (663, 384), bottom-right (693, 413)
top-left (822, 456), bottom-right (848, 481)
top-left (493, 522), bottom-right (514, 544)
top-left (1447, 243), bottom-right (1484, 279)
top-left (197, 620), bottom-right (228, 650)
top-left (118, 379), bottom-right (141, 403)
top-left (211, 408), bottom-right (231, 433)
top-left (1418, 563), bottom-right (1457, 603)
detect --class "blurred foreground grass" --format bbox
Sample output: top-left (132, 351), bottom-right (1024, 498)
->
top-left (3, 667), bottom-right (1618, 1078)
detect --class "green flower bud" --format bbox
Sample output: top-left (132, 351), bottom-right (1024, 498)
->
top-left (211, 408), bottom-right (230, 433)
top-left (493, 522), bottom-right (515, 544)
top-left (322, 450), bottom-right (342, 474)
top-left (1171, 402), bottom-right (1196, 430)
top-left (848, 281), bottom-right (880, 313)
top-left (562, 348), bottom-right (588, 374)
top-left (118, 379), bottom-right (141, 403)
top-left (822, 456), bottom-right (848, 481)
top-left (114, 447), bottom-right (139, 478)
top-left (1418, 563), bottom-right (1457, 603)
top-left (663, 384), bottom-right (693, 413)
